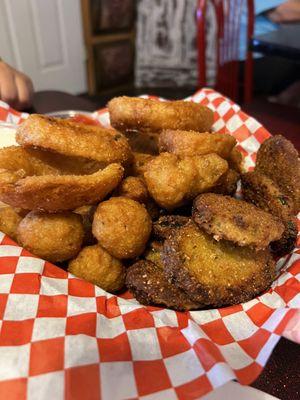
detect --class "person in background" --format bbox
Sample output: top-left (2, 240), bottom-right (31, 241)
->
top-left (240, 0), bottom-right (300, 97)
top-left (0, 59), bottom-right (34, 111)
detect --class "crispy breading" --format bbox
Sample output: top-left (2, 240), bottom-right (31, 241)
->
top-left (16, 114), bottom-right (132, 166)
top-left (271, 218), bottom-right (298, 257)
top-left (153, 215), bottom-right (190, 240)
top-left (242, 171), bottom-right (294, 221)
top-left (0, 205), bottom-right (23, 241)
top-left (113, 176), bottom-right (148, 203)
top-left (255, 135), bottom-right (300, 213)
top-left (92, 197), bottom-right (152, 259)
top-left (193, 193), bottom-right (284, 249)
top-left (0, 146), bottom-right (103, 176)
top-left (108, 96), bottom-right (214, 133)
top-left (228, 147), bottom-right (244, 172)
top-left (241, 171), bottom-right (297, 256)
top-left (68, 244), bottom-right (125, 292)
top-left (212, 168), bottom-right (240, 196)
top-left (17, 211), bottom-right (84, 262)
top-left (144, 240), bottom-right (164, 268)
top-left (162, 222), bottom-right (276, 306)
top-left (73, 205), bottom-right (97, 246)
top-left (0, 164), bottom-right (124, 212)
top-left (158, 130), bottom-right (236, 159)
top-left (124, 130), bottom-right (159, 154)
top-left (128, 152), bottom-right (156, 177)
top-left (126, 260), bottom-right (201, 310)
top-left (143, 152), bottom-right (228, 210)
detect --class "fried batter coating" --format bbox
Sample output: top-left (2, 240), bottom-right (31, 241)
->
top-left (144, 240), bottom-right (164, 268)
top-left (228, 147), bottom-right (244, 172)
top-left (74, 205), bottom-right (97, 246)
top-left (0, 163), bottom-right (124, 212)
top-left (124, 130), bottom-right (159, 155)
top-left (68, 244), bottom-right (125, 292)
top-left (271, 218), bottom-right (298, 257)
top-left (108, 96), bottom-right (214, 133)
top-left (158, 130), bottom-right (236, 159)
top-left (143, 152), bottom-right (228, 210)
top-left (0, 205), bottom-right (22, 241)
top-left (256, 135), bottom-right (300, 213)
top-left (241, 171), bottom-right (295, 222)
top-left (126, 260), bottom-right (200, 310)
top-left (162, 222), bottom-right (276, 306)
top-left (241, 171), bottom-right (297, 256)
top-left (17, 211), bottom-right (84, 262)
top-left (113, 176), bottom-right (148, 203)
top-left (153, 215), bottom-right (190, 240)
top-left (128, 152), bottom-right (156, 177)
top-left (16, 114), bottom-right (132, 166)
top-left (193, 193), bottom-right (284, 249)
top-left (0, 146), bottom-right (103, 177)
top-left (92, 197), bottom-right (152, 259)
top-left (212, 168), bottom-right (240, 196)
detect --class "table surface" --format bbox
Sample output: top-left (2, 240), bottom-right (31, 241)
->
top-left (250, 23), bottom-right (300, 60)
top-left (31, 89), bottom-right (300, 400)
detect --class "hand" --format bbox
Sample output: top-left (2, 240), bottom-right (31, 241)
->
top-left (268, 0), bottom-right (300, 23)
top-left (0, 61), bottom-right (34, 110)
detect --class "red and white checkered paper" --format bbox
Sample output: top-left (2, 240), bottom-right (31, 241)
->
top-left (0, 89), bottom-right (299, 400)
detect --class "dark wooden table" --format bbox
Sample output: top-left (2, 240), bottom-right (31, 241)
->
top-left (32, 89), bottom-right (300, 399)
top-left (250, 23), bottom-right (300, 61)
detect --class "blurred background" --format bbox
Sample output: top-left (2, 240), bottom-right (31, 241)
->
top-left (0, 0), bottom-right (300, 108)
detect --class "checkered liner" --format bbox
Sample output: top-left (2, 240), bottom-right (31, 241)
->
top-left (0, 89), bottom-right (299, 400)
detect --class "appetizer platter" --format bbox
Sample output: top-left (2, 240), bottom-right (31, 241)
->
top-left (0, 89), bottom-right (299, 400)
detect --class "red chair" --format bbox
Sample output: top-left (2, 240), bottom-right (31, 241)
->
top-left (197, 0), bottom-right (254, 103)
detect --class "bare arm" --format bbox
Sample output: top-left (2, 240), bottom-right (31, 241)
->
top-left (0, 61), bottom-right (34, 110)
top-left (268, 0), bottom-right (300, 22)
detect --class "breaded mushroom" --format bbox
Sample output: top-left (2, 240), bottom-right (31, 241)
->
top-left (143, 152), bottom-right (228, 210)
top-left (126, 260), bottom-right (201, 310)
top-left (17, 211), bottom-right (84, 262)
top-left (0, 205), bottom-right (23, 241)
top-left (193, 193), bottom-right (284, 249)
top-left (256, 135), bottom-right (300, 213)
top-left (92, 197), bottom-right (152, 259)
top-left (68, 244), bottom-right (125, 292)
top-left (162, 222), bottom-right (276, 306)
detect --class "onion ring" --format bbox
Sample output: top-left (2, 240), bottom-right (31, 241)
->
top-left (0, 163), bottom-right (124, 212)
top-left (16, 114), bottom-right (132, 165)
top-left (108, 96), bottom-right (214, 133)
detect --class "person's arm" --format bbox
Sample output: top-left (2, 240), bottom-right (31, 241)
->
top-left (0, 60), bottom-right (34, 110)
top-left (255, 0), bottom-right (285, 15)
top-left (268, 0), bottom-right (300, 22)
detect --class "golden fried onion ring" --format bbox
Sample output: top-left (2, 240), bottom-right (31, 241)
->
top-left (16, 114), bottom-right (132, 165)
top-left (0, 163), bottom-right (124, 212)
